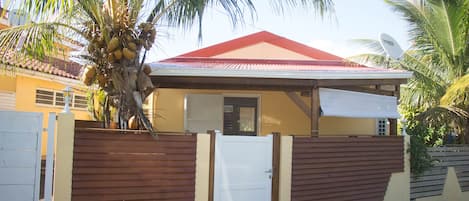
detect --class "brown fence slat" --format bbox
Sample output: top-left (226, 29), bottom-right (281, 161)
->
top-left (72, 128), bottom-right (197, 201)
top-left (291, 136), bottom-right (404, 201)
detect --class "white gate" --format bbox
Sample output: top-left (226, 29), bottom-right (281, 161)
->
top-left (214, 132), bottom-right (273, 201)
top-left (0, 111), bottom-right (43, 201)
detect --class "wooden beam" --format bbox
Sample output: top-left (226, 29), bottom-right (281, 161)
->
top-left (317, 79), bottom-right (408, 87)
top-left (284, 91), bottom-right (311, 118)
top-left (152, 76), bottom-right (407, 90)
top-left (389, 85), bottom-right (400, 136)
top-left (328, 86), bottom-right (395, 96)
top-left (311, 87), bottom-right (320, 137)
top-left (207, 130), bottom-right (216, 201)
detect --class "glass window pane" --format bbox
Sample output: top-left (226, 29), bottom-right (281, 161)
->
top-left (239, 107), bottom-right (255, 132)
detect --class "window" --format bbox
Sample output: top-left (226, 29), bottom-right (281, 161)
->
top-left (35, 88), bottom-right (87, 110)
top-left (73, 94), bottom-right (87, 109)
top-left (376, 118), bottom-right (388, 136)
top-left (36, 89), bottom-right (54, 105)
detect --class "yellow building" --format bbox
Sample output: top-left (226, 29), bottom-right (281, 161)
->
top-left (149, 31), bottom-right (412, 136)
top-left (0, 15), bottom-right (90, 155)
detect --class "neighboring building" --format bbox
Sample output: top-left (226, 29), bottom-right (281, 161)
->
top-left (149, 31), bottom-right (412, 136)
top-left (0, 10), bottom-right (90, 156)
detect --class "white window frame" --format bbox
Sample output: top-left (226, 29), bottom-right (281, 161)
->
top-left (35, 88), bottom-right (87, 110)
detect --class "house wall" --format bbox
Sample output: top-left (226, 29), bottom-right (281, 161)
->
top-left (153, 88), bottom-right (377, 136)
top-left (213, 42), bottom-right (314, 60)
top-left (0, 74), bottom-right (17, 92)
top-left (14, 75), bottom-right (90, 155)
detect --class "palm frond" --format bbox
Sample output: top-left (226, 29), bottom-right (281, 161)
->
top-left (440, 74), bottom-right (469, 106)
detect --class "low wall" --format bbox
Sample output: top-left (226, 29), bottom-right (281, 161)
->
top-left (71, 129), bottom-right (198, 201)
top-left (412, 146), bottom-right (469, 201)
top-left (290, 136), bottom-right (405, 201)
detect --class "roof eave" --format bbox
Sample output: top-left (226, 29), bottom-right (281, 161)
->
top-left (150, 67), bottom-right (413, 80)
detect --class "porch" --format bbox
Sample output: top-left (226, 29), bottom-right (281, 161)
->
top-left (149, 60), bottom-right (409, 136)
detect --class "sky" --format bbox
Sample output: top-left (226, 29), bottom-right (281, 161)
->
top-left (148, 0), bottom-right (411, 62)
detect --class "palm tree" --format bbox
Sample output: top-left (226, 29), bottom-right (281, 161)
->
top-left (0, 0), bottom-right (335, 136)
top-left (350, 0), bottom-right (469, 143)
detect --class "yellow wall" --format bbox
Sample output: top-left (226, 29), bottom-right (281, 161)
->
top-left (214, 42), bottom-right (314, 60)
top-left (384, 135), bottom-right (410, 201)
top-left (14, 75), bottom-right (90, 155)
top-left (0, 74), bottom-right (17, 92)
top-left (153, 89), bottom-right (377, 136)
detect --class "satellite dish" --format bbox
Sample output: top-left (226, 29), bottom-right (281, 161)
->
top-left (379, 33), bottom-right (404, 60)
top-left (8, 9), bottom-right (28, 26)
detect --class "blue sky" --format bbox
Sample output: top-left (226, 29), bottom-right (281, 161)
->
top-left (149, 0), bottom-right (411, 62)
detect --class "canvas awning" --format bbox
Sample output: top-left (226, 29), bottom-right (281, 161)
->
top-left (319, 88), bottom-right (400, 118)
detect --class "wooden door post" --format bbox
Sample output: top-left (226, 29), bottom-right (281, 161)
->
top-left (311, 87), bottom-right (320, 137)
top-left (389, 85), bottom-right (400, 136)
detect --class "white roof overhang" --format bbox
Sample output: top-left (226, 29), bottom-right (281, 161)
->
top-left (149, 63), bottom-right (413, 80)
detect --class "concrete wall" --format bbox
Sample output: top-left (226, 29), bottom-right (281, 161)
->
top-left (384, 135), bottom-right (410, 201)
top-left (153, 88), bottom-right (377, 136)
top-left (195, 134), bottom-right (211, 201)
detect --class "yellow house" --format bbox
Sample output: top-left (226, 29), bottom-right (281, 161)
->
top-left (149, 31), bottom-right (412, 136)
top-left (0, 15), bottom-right (90, 155)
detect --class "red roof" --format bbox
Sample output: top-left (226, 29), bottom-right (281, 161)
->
top-left (176, 31), bottom-right (342, 60)
top-left (1, 51), bottom-right (78, 79)
top-left (153, 31), bottom-right (411, 79)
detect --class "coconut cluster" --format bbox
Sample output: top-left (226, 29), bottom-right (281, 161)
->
top-left (82, 1), bottom-right (156, 88)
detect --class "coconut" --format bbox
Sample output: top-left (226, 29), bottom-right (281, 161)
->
top-left (113, 49), bottom-right (123, 60)
top-left (122, 48), bottom-right (136, 60)
top-left (128, 42), bottom-right (137, 51)
top-left (107, 37), bottom-right (120, 52)
top-left (143, 23), bottom-right (152, 32)
top-left (143, 64), bottom-right (152, 75)
top-left (84, 76), bottom-right (93, 86)
top-left (108, 53), bottom-right (115, 63)
top-left (97, 74), bottom-right (106, 87)
top-left (85, 65), bottom-right (96, 78)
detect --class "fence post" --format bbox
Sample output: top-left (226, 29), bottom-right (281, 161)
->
top-left (53, 113), bottom-right (75, 201)
top-left (207, 130), bottom-right (216, 201)
top-left (195, 133), bottom-right (211, 201)
top-left (271, 132), bottom-right (281, 201)
top-left (279, 136), bottom-right (293, 201)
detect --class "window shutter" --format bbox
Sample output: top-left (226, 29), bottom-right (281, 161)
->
top-left (0, 91), bottom-right (16, 110)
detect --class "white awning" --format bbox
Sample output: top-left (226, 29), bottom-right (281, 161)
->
top-left (319, 88), bottom-right (400, 118)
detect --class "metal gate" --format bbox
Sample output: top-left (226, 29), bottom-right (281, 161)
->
top-left (0, 111), bottom-right (43, 201)
top-left (214, 132), bottom-right (273, 201)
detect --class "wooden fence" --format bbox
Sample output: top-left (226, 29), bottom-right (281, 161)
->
top-left (411, 146), bottom-right (469, 200)
top-left (71, 128), bottom-right (197, 201)
top-left (291, 136), bottom-right (404, 201)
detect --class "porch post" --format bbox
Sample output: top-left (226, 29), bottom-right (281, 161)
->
top-left (389, 85), bottom-right (400, 135)
top-left (311, 87), bottom-right (320, 137)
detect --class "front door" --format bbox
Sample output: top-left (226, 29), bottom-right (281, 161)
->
top-left (223, 97), bottom-right (258, 135)
top-left (214, 133), bottom-right (273, 201)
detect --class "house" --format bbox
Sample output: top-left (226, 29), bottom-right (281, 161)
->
top-left (148, 31), bottom-right (412, 136)
top-left (0, 12), bottom-right (90, 156)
